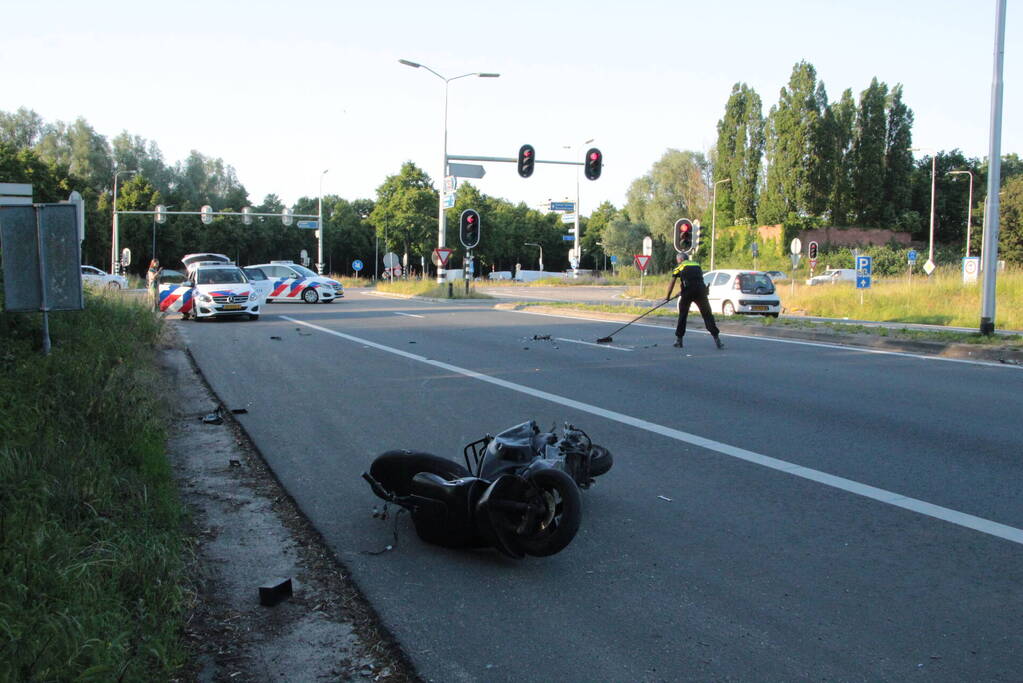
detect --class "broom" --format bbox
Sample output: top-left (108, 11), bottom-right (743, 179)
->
top-left (595, 295), bottom-right (678, 343)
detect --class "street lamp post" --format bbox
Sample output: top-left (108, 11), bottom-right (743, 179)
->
top-left (525, 242), bottom-right (543, 273)
top-left (710, 178), bottom-right (731, 271)
top-left (399, 59), bottom-right (499, 282)
top-left (111, 168), bottom-right (137, 274)
top-left (948, 170), bottom-right (974, 257)
top-left (318, 169), bottom-right (329, 274)
top-left (912, 148), bottom-right (938, 270)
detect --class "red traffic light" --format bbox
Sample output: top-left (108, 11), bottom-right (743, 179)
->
top-left (584, 147), bottom-right (602, 180)
top-left (517, 144), bottom-right (536, 178)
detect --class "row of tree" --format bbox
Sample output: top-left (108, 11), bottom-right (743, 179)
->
top-left (3, 57), bottom-right (1022, 281)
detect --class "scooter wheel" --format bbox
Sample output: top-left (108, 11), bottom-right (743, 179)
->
top-left (369, 451), bottom-right (470, 498)
top-left (516, 468), bottom-right (582, 557)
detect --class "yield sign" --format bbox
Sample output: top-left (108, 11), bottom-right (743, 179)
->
top-left (432, 247), bottom-right (453, 267)
top-left (634, 254), bottom-right (651, 272)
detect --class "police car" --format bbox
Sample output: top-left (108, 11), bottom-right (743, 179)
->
top-left (158, 253), bottom-right (263, 321)
top-left (246, 261), bottom-right (344, 304)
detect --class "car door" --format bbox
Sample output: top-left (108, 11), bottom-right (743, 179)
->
top-left (243, 268), bottom-right (272, 302)
top-left (706, 272), bottom-right (729, 309)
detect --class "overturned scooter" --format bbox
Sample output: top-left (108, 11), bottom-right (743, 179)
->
top-left (363, 421), bottom-right (613, 558)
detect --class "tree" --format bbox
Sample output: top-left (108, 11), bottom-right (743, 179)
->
top-left (849, 78), bottom-right (889, 225)
top-left (602, 216), bottom-right (650, 267)
top-left (996, 175), bottom-right (1023, 263)
top-left (625, 149), bottom-right (709, 243)
top-left (0, 107), bottom-right (46, 149)
top-left (580, 201), bottom-right (619, 269)
top-left (882, 85), bottom-right (915, 225)
top-left (759, 61), bottom-right (829, 224)
top-left (714, 83), bottom-right (765, 226)
top-left (823, 88), bottom-right (857, 225)
top-left (370, 162), bottom-right (438, 269)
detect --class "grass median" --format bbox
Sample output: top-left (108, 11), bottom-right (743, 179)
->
top-left (0, 289), bottom-right (188, 680)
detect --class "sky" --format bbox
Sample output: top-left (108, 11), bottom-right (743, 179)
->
top-left (2, 1), bottom-right (1018, 218)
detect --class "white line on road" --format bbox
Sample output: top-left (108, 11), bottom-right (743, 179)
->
top-left (554, 337), bottom-right (632, 351)
top-left (394, 312), bottom-right (425, 318)
top-left (281, 315), bottom-right (1023, 547)
top-left (507, 309), bottom-right (1023, 370)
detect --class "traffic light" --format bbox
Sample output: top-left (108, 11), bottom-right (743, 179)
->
top-left (691, 221), bottom-right (701, 255)
top-left (584, 147), bottom-right (602, 180)
top-left (517, 144), bottom-right (535, 178)
top-left (459, 209), bottom-right (481, 249)
top-left (673, 218), bottom-right (694, 253)
top-left (808, 241), bottom-right (819, 260)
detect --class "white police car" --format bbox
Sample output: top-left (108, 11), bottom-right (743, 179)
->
top-left (81, 265), bottom-right (128, 290)
top-left (246, 261), bottom-right (343, 304)
top-left (159, 253), bottom-right (262, 321)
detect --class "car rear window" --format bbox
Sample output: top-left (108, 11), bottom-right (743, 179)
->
top-left (737, 273), bottom-right (775, 294)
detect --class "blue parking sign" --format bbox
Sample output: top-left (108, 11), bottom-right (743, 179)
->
top-left (856, 255), bottom-right (872, 289)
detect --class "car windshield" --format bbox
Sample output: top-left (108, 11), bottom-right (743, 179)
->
top-left (291, 264), bottom-right (318, 278)
top-left (737, 273), bottom-right (775, 294)
top-left (196, 268), bottom-right (246, 285)
top-left (244, 268), bottom-right (267, 280)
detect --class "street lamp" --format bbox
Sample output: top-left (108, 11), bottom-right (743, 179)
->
top-left (911, 147), bottom-right (937, 271)
top-left (318, 169), bottom-right (329, 274)
top-left (524, 242), bottom-right (543, 273)
top-left (710, 178), bottom-right (731, 271)
top-left (399, 59), bottom-right (500, 282)
top-left (563, 138), bottom-right (594, 272)
top-left (948, 170), bottom-right (974, 257)
top-left (111, 168), bottom-right (137, 274)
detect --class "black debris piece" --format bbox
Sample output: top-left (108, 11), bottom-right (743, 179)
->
top-left (270, 336), bottom-right (282, 340)
top-left (532, 334), bottom-right (551, 341)
top-left (259, 577), bottom-right (293, 607)
top-left (200, 406), bottom-right (224, 425)
top-left (230, 408), bottom-right (248, 414)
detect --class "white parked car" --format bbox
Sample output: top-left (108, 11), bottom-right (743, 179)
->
top-left (158, 253), bottom-right (262, 321)
top-left (81, 265), bottom-right (127, 290)
top-left (246, 261), bottom-right (344, 303)
top-left (701, 269), bottom-right (781, 317)
top-left (806, 268), bottom-right (856, 286)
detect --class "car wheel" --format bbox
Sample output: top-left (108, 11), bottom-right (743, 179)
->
top-left (722, 300), bottom-right (736, 316)
top-left (248, 314), bottom-right (259, 321)
top-left (302, 288), bottom-right (319, 304)
top-left (767, 312), bottom-right (779, 318)
top-left (107, 281), bottom-right (121, 290)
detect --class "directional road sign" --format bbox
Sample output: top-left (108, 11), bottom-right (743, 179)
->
top-left (550, 201), bottom-right (575, 212)
top-left (448, 163), bottom-right (486, 179)
top-left (296, 220), bottom-right (319, 229)
top-left (908, 249), bottom-right (918, 263)
top-left (443, 194), bottom-right (455, 209)
top-left (562, 234), bottom-right (575, 241)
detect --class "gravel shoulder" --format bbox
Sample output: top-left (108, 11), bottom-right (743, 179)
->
top-left (158, 325), bottom-right (417, 682)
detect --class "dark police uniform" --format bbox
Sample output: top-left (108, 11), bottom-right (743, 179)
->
top-left (665, 257), bottom-right (722, 349)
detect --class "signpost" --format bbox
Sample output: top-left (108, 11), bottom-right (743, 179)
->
top-left (856, 255), bottom-right (872, 305)
top-left (634, 254), bottom-right (651, 295)
top-left (296, 220), bottom-right (319, 229)
top-left (550, 201), bottom-right (575, 212)
top-left (352, 259), bottom-right (363, 277)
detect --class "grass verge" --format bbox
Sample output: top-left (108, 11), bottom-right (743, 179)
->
top-left (0, 288), bottom-right (188, 680)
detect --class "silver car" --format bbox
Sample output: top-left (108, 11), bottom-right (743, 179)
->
top-left (701, 269), bottom-right (782, 317)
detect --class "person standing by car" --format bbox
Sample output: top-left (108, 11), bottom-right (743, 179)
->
top-left (665, 253), bottom-right (723, 350)
top-left (146, 259), bottom-right (163, 311)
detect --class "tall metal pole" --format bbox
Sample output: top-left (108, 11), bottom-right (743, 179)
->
top-left (110, 169), bottom-right (136, 274)
top-left (318, 169), bottom-right (329, 274)
top-left (711, 178), bottom-right (730, 271)
top-left (949, 170), bottom-right (974, 257)
top-left (928, 154), bottom-right (937, 269)
top-left (980, 0), bottom-right (1007, 335)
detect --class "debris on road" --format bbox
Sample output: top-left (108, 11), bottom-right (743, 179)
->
top-left (259, 577), bottom-right (294, 607)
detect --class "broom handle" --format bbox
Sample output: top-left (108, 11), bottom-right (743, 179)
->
top-left (603, 295), bottom-right (678, 337)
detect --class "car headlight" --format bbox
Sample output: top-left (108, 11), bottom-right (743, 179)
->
top-left (197, 293), bottom-right (213, 303)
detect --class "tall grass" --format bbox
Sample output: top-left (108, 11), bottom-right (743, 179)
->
top-left (783, 267), bottom-right (1023, 329)
top-left (0, 289), bottom-right (188, 680)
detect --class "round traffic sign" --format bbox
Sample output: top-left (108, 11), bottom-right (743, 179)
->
top-left (790, 238), bottom-right (802, 255)
top-left (352, 259), bottom-right (364, 272)
top-left (382, 252), bottom-right (399, 268)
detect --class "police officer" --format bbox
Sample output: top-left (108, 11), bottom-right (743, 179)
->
top-left (665, 253), bottom-right (723, 349)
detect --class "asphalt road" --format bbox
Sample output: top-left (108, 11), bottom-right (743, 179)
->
top-left (178, 289), bottom-right (1023, 682)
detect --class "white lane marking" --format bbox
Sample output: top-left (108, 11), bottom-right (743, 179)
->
top-left (506, 308), bottom-right (1023, 370)
top-left (554, 337), bottom-right (633, 352)
top-left (394, 312), bottom-right (425, 318)
top-left (281, 315), bottom-right (1023, 546)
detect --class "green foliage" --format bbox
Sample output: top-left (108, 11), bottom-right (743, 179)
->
top-left (715, 83), bottom-right (765, 225)
top-left (0, 293), bottom-right (188, 680)
top-left (999, 175), bottom-right (1023, 263)
top-left (625, 149), bottom-right (710, 240)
